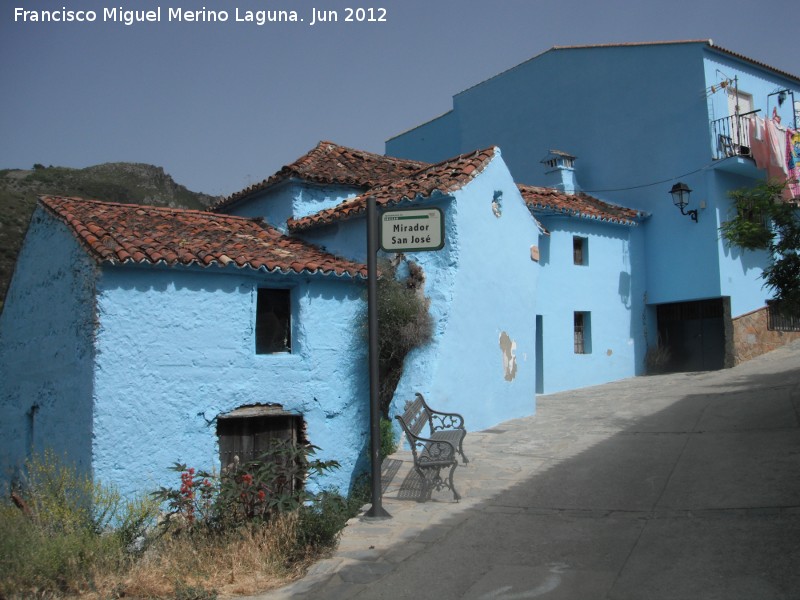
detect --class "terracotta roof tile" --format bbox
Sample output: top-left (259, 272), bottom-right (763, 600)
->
top-left (518, 184), bottom-right (644, 226)
top-left (287, 147), bottom-right (498, 232)
top-left (39, 196), bottom-right (367, 278)
top-left (213, 141), bottom-right (428, 211)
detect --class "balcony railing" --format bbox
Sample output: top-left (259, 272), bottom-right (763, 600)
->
top-left (710, 110), bottom-right (761, 160)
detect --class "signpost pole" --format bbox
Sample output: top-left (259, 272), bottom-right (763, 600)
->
top-left (366, 196), bottom-right (390, 519)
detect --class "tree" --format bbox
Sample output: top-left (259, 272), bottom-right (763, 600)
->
top-left (720, 179), bottom-right (800, 317)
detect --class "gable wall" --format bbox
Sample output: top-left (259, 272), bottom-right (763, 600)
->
top-left (301, 154), bottom-right (542, 431)
top-left (535, 217), bottom-right (647, 393)
top-left (92, 266), bottom-right (368, 499)
top-left (395, 155), bottom-right (541, 428)
top-left (0, 208), bottom-right (97, 486)
top-left (224, 181), bottom-right (360, 231)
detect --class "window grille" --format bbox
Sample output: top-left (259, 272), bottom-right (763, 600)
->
top-left (767, 301), bottom-right (800, 332)
top-left (574, 312), bottom-right (585, 354)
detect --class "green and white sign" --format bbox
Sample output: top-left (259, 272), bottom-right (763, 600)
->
top-left (380, 207), bottom-right (444, 252)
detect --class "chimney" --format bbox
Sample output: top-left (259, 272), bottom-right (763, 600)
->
top-left (541, 150), bottom-right (579, 195)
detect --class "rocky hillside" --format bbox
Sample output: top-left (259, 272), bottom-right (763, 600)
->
top-left (0, 163), bottom-right (221, 312)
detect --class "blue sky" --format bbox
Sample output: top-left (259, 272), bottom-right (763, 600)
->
top-left (1, 0), bottom-right (797, 196)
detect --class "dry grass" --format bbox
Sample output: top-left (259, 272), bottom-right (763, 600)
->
top-left (86, 514), bottom-right (317, 599)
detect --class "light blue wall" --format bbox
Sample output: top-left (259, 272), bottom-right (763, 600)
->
top-left (398, 156), bottom-right (540, 429)
top-left (534, 217), bottom-right (646, 394)
top-left (224, 180), bottom-right (361, 232)
top-left (388, 110), bottom-right (461, 165)
top-left (302, 153), bottom-right (541, 431)
top-left (387, 42), bottom-right (800, 344)
top-left (388, 44), bottom-right (716, 306)
top-left (702, 50), bottom-right (800, 317)
top-left (92, 266), bottom-right (369, 499)
top-left (0, 208), bottom-right (97, 487)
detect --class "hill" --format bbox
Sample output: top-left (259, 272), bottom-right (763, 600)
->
top-left (0, 163), bottom-right (221, 312)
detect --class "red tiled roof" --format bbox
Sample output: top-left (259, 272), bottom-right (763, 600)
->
top-left (518, 185), bottom-right (644, 226)
top-left (287, 147), bottom-right (498, 232)
top-left (39, 196), bottom-right (367, 278)
top-left (213, 141), bottom-right (428, 211)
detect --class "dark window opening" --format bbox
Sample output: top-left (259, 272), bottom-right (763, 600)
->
top-left (573, 236), bottom-right (588, 266)
top-left (256, 289), bottom-right (291, 354)
top-left (574, 311), bottom-right (592, 354)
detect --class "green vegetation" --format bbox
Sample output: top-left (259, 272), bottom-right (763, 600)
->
top-left (0, 163), bottom-right (220, 313)
top-left (1, 446), bottom-right (369, 599)
top-left (370, 258), bottom-right (434, 416)
top-left (720, 179), bottom-right (800, 317)
top-left (0, 450), bottom-right (158, 598)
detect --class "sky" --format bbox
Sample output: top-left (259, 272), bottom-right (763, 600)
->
top-left (1, 0), bottom-right (797, 197)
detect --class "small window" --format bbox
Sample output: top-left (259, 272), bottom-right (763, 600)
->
top-left (573, 236), bottom-right (588, 266)
top-left (574, 311), bottom-right (592, 354)
top-left (256, 289), bottom-right (291, 354)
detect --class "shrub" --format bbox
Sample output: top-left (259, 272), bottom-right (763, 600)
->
top-left (380, 416), bottom-right (398, 460)
top-left (0, 450), bottom-right (159, 598)
top-left (365, 259), bottom-right (433, 415)
top-left (152, 440), bottom-right (340, 535)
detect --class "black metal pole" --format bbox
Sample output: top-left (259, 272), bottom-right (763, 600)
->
top-left (366, 196), bottom-right (390, 519)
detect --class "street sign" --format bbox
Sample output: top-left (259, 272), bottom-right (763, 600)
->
top-left (380, 207), bottom-right (444, 252)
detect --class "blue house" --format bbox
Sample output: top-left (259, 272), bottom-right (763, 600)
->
top-left (1, 142), bottom-right (543, 498)
top-left (5, 40), bottom-right (797, 500)
top-left (215, 142), bottom-right (543, 429)
top-left (388, 40), bottom-right (800, 373)
top-left (0, 196), bottom-right (373, 499)
top-left (518, 150), bottom-right (649, 394)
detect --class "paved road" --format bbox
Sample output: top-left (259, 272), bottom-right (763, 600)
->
top-left (251, 340), bottom-right (800, 599)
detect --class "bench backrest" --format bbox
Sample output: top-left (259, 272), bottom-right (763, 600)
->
top-left (399, 395), bottom-right (431, 438)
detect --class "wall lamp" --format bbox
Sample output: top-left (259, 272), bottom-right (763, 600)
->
top-left (669, 182), bottom-right (698, 223)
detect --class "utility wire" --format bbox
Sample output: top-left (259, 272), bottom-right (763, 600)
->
top-left (580, 159), bottom-right (726, 194)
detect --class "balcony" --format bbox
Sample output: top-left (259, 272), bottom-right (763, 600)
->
top-left (710, 110), bottom-right (760, 161)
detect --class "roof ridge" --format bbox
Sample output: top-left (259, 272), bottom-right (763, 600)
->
top-left (287, 146), bottom-right (498, 232)
top-left (212, 140), bottom-right (430, 212)
top-left (38, 195), bottom-right (367, 278)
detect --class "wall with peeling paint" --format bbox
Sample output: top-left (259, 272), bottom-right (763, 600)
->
top-left (535, 217), bottom-right (647, 394)
top-left (305, 151), bottom-right (541, 432)
top-left (0, 208), bottom-right (97, 485)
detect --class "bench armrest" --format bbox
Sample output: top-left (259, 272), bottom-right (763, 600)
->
top-left (396, 415), bottom-right (457, 463)
top-left (416, 393), bottom-right (466, 431)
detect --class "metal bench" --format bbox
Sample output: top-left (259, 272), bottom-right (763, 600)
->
top-left (394, 393), bottom-right (468, 501)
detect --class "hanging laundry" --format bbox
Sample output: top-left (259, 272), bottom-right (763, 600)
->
top-left (765, 118), bottom-right (788, 184)
top-left (787, 129), bottom-right (800, 200)
top-left (749, 116), bottom-right (770, 169)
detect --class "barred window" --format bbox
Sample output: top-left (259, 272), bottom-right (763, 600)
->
top-left (767, 301), bottom-right (800, 332)
top-left (574, 311), bottom-right (592, 354)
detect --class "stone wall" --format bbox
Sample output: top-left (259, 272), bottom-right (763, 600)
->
top-left (732, 306), bottom-right (800, 364)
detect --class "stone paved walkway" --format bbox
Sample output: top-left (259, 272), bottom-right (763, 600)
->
top-left (242, 340), bottom-right (800, 599)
